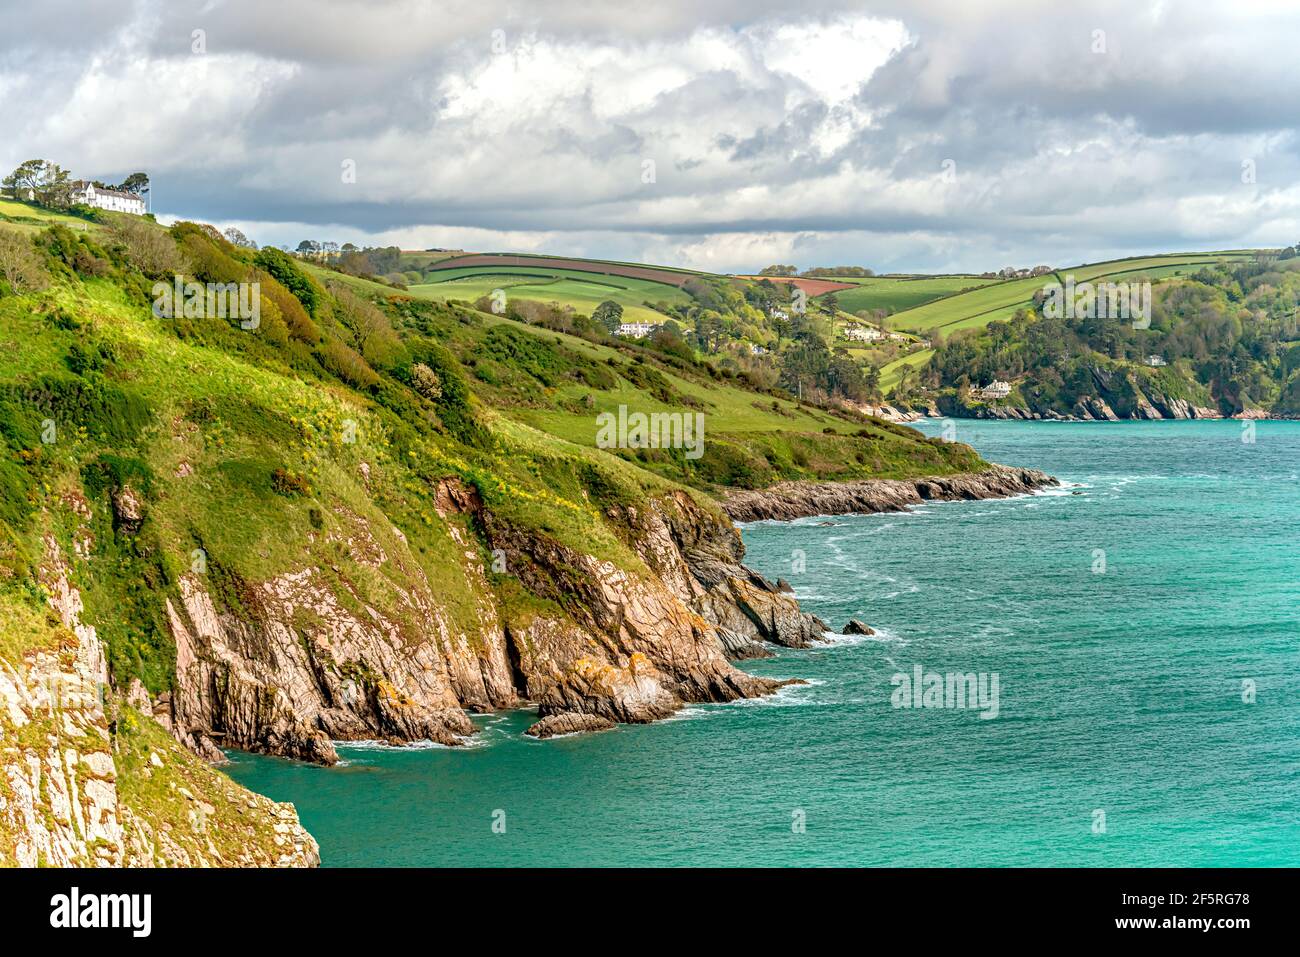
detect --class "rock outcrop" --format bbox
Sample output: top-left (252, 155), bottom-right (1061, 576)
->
top-left (720, 465), bottom-right (1058, 523)
top-left (525, 712), bottom-right (616, 739)
top-left (149, 482), bottom-right (825, 765)
top-left (0, 538), bottom-right (317, 867)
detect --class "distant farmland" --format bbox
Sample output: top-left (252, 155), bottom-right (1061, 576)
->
top-left (424, 253), bottom-right (700, 288)
top-left (732, 275), bottom-right (857, 296)
top-left (881, 251), bottom-right (1260, 335)
top-left (825, 275), bottom-right (1000, 315)
top-left (409, 264), bottom-right (691, 324)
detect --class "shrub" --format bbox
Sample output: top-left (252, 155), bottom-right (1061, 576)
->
top-left (255, 247), bottom-right (320, 316)
top-left (318, 338), bottom-right (380, 389)
top-left (0, 229), bottom-right (48, 293)
top-left (109, 217), bottom-right (186, 278)
top-left (410, 362), bottom-right (442, 400)
top-left (329, 282), bottom-right (400, 367)
top-left (256, 270), bottom-right (320, 342)
top-left (271, 467), bottom-right (310, 496)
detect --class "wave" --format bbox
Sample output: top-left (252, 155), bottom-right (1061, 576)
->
top-left (820, 625), bottom-right (909, 647)
top-left (728, 678), bottom-right (824, 708)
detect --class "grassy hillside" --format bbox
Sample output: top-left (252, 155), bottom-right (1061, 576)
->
top-left (828, 275), bottom-right (999, 315)
top-left (0, 213), bottom-right (988, 702)
top-left (919, 252), bottom-right (1300, 416)
top-left (0, 197), bottom-right (100, 234)
top-left (409, 265), bottom-right (691, 324)
top-left (883, 252), bottom-right (1258, 336)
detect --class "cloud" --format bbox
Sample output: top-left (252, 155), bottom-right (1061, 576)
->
top-left (2, 0), bottom-right (1299, 272)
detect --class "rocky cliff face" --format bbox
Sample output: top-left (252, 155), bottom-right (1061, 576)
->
top-left (147, 480), bottom-right (826, 765)
top-left (0, 538), bottom-right (317, 867)
top-left (720, 466), bottom-right (1058, 523)
top-left (939, 366), bottom-right (1225, 421)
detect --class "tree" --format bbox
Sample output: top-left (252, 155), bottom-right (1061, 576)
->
top-left (3, 160), bottom-right (44, 200)
top-left (295, 239), bottom-right (320, 256)
top-left (3, 159), bottom-right (71, 208)
top-left (591, 299), bottom-right (624, 332)
top-left (117, 172), bottom-right (150, 195)
top-left (223, 226), bottom-right (257, 249)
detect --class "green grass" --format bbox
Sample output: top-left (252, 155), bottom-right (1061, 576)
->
top-left (883, 252), bottom-right (1261, 335)
top-left (0, 198), bottom-right (100, 235)
top-left (298, 261), bottom-right (405, 297)
top-left (827, 275), bottom-right (999, 315)
top-left (880, 349), bottom-right (935, 394)
top-left (409, 266), bottom-right (691, 324)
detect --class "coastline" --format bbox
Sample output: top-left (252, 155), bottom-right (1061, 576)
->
top-left (719, 465), bottom-right (1059, 523)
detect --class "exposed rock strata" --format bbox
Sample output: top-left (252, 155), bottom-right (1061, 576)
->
top-left (156, 482), bottom-right (824, 764)
top-left (0, 539), bottom-right (317, 867)
top-left (720, 466), bottom-right (1058, 523)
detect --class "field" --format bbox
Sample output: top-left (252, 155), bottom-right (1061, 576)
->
top-left (879, 349), bottom-right (935, 393)
top-left (408, 266), bottom-right (691, 324)
top-left (731, 275), bottom-right (857, 296)
top-left (881, 252), bottom-right (1260, 336)
top-left (823, 275), bottom-right (999, 315)
top-left (0, 197), bottom-right (99, 234)
top-left (424, 252), bottom-right (701, 287)
top-left (442, 309), bottom-right (980, 483)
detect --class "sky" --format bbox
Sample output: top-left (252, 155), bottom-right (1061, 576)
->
top-left (2, 0), bottom-right (1298, 273)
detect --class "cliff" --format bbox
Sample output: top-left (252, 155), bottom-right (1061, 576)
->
top-left (0, 538), bottom-right (317, 867)
top-left (720, 465), bottom-right (1058, 522)
top-left (152, 479), bottom-right (825, 766)
top-left (0, 220), bottom-right (1015, 864)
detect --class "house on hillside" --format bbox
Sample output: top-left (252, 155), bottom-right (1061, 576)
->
top-left (1146, 354), bottom-right (1167, 367)
top-left (70, 181), bottom-right (146, 215)
top-left (769, 307), bottom-right (789, 320)
top-left (843, 325), bottom-right (883, 342)
top-left (617, 321), bottom-right (660, 338)
top-left (749, 343), bottom-right (768, 356)
top-left (973, 379), bottom-right (1012, 400)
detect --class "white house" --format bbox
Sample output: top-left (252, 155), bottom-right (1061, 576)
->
top-left (69, 181), bottom-right (146, 215)
top-left (974, 379), bottom-right (1012, 400)
top-left (769, 307), bottom-right (790, 320)
top-left (617, 321), bottom-right (660, 339)
top-left (1146, 354), bottom-right (1167, 367)
top-left (749, 343), bottom-right (768, 356)
top-left (843, 325), bottom-right (883, 342)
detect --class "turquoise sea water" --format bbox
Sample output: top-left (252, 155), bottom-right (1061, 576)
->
top-left (226, 420), bottom-right (1300, 866)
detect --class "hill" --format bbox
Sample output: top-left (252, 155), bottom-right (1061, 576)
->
top-left (0, 213), bottom-right (1008, 862)
top-left (408, 265), bottom-right (691, 325)
top-left (913, 252), bottom-right (1300, 418)
top-left (875, 252), bottom-right (1258, 336)
top-left (822, 274), bottom-right (1000, 315)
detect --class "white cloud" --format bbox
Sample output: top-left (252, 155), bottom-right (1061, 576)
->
top-left (3, 0), bottom-right (1300, 272)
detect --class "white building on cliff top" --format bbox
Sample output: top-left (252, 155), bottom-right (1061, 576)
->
top-left (70, 182), bottom-right (146, 215)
